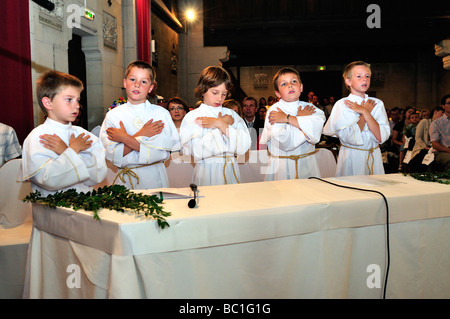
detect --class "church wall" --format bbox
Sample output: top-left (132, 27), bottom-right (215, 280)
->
top-left (29, 0), bottom-right (133, 130)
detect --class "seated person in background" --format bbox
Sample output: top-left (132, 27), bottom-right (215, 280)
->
top-left (392, 106), bottom-right (416, 171)
top-left (167, 97), bottom-right (189, 131)
top-left (267, 95), bottom-right (276, 108)
top-left (419, 108), bottom-right (430, 120)
top-left (22, 71), bottom-right (107, 197)
top-left (223, 99), bottom-right (243, 118)
top-left (400, 111), bottom-right (420, 171)
top-left (258, 106), bottom-right (267, 122)
top-left (409, 106), bottom-right (444, 172)
top-left (429, 94), bottom-right (450, 172)
top-left (402, 111), bottom-right (420, 150)
top-left (260, 67), bottom-right (325, 180)
top-left (0, 122), bottom-right (22, 167)
top-left (259, 97), bottom-right (267, 109)
top-left (242, 96), bottom-right (265, 150)
top-left (388, 107), bottom-right (401, 136)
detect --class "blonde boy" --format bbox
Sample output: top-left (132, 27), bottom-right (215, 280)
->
top-left (99, 61), bottom-right (179, 189)
top-left (22, 71), bottom-right (107, 196)
top-left (323, 61), bottom-right (390, 176)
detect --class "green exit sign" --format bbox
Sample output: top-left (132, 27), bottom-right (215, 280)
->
top-left (84, 8), bottom-right (95, 20)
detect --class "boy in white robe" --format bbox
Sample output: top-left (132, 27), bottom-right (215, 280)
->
top-left (100, 61), bottom-right (179, 189)
top-left (323, 61), bottom-right (390, 176)
top-left (22, 71), bottom-right (107, 197)
top-left (179, 66), bottom-right (251, 186)
top-left (259, 67), bottom-right (325, 180)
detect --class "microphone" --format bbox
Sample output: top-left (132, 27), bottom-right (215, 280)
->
top-left (188, 183), bottom-right (197, 208)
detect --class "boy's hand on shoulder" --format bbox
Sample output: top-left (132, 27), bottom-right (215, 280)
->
top-left (39, 134), bottom-right (68, 155)
top-left (297, 105), bottom-right (316, 117)
top-left (136, 119), bottom-right (164, 138)
top-left (363, 99), bottom-right (376, 113)
top-left (107, 121), bottom-right (130, 142)
top-left (220, 113), bottom-right (234, 126)
top-left (345, 99), bottom-right (376, 115)
top-left (268, 107), bottom-right (288, 125)
top-left (195, 115), bottom-right (221, 128)
top-left (69, 133), bottom-right (93, 153)
top-left (195, 113), bottom-right (229, 135)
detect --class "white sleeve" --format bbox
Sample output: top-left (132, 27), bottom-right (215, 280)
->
top-left (26, 146), bottom-right (90, 191)
top-left (323, 100), bottom-right (363, 146)
top-left (78, 136), bottom-right (107, 186)
top-left (99, 114), bottom-right (126, 167)
top-left (368, 101), bottom-right (390, 144)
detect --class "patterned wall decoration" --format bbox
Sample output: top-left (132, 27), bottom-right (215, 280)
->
top-left (38, 0), bottom-right (64, 31)
top-left (103, 11), bottom-right (117, 50)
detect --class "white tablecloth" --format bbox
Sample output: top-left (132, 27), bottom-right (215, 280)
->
top-left (24, 174), bottom-right (450, 298)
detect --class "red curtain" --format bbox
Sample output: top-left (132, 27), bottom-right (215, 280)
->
top-left (136, 0), bottom-right (152, 63)
top-left (0, 0), bottom-right (34, 144)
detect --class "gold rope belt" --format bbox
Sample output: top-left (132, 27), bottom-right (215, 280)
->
top-left (112, 162), bottom-right (163, 189)
top-left (340, 144), bottom-right (380, 175)
top-left (209, 155), bottom-right (240, 184)
top-left (269, 150), bottom-right (317, 179)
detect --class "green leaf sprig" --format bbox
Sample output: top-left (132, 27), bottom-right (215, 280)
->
top-left (23, 185), bottom-right (171, 229)
top-left (404, 170), bottom-right (450, 185)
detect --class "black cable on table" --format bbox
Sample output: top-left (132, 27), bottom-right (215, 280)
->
top-left (308, 176), bottom-right (390, 299)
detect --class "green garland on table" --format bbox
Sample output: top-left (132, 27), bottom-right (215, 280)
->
top-left (23, 185), bottom-right (171, 229)
top-left (404, 170), bottom-right (450, 185)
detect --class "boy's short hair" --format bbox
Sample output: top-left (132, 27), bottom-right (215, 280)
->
top-left (273, 67), bottom-right (301, 92)
top-left (343, 61), bottom-right (371, 90)
top-left (194, 66), bottom-right (233, 99)
top-left (441, 94), bottom-right (450, 106)
top-left (36, 70), bottom-right (83, 115)
top-left (243, 96), bottom-right (257, 105)
top-left (124, 60), bottom-right (156, 83)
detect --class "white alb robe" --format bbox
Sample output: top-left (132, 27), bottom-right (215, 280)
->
top-left (100, 101), bottom-right (180, 189)
top-left (179, 103), bottom-right (251, 186)
top-left (21, 118), bottom-right (107, 197)
top-left (259, 100), bottom-right (325, 180)
top-left (322, 93), bottom-right (390, 176)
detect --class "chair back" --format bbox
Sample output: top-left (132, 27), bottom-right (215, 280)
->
top-left (0, 159), bottom-right (32, 228)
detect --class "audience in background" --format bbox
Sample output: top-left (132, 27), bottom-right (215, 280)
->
top-left (167, 97), bottom-right (189, 131)
top-left (223, 99), bottom-right (243, 118)
top-left (325, 96), bottom-right (335, 118)
top-left (258, 106), bottom-right (267, 121)
top-left (242, 96), bottom-right (265, 150)
top-left (392, 106), bottom-right (416, 170)
top-left (409, 106), bottom-right (444, 172)
top-left (419, 108), bottom-right (430, 120)
top-left (259, 97), bottom-right (267, 109)
top-left (429, 94), bottom-right (450, 172)
top-left (267, 96), bottom-right (276, 108)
